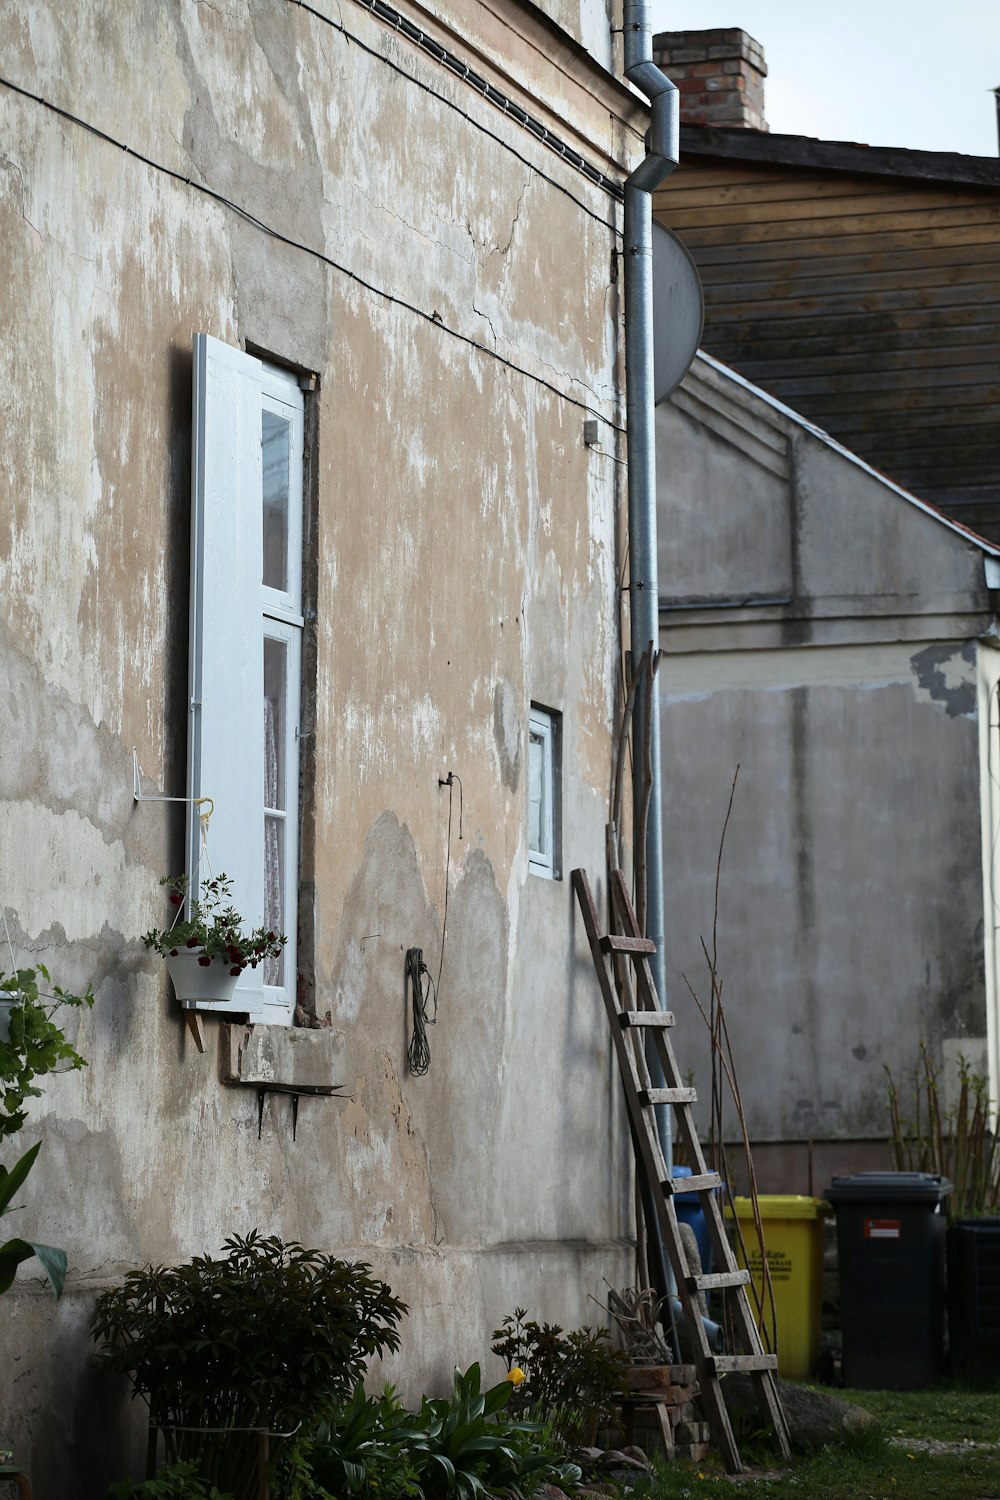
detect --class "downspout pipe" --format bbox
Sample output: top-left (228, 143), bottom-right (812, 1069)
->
top-left (622, 0), bottom-right (678, 1170)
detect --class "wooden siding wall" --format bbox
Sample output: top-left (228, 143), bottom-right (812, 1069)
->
top-left (655, 159), bottom-right (1000, 539)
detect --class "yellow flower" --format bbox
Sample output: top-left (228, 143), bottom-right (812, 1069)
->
top-left (506, 1367), bottom-right (526, 1386)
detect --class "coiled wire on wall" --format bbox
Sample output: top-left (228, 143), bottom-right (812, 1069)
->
top-left (405, 947), bottom-right (437, 1076)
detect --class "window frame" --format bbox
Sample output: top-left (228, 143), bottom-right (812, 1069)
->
top-left (186, 334), bottom-right (305, 1024)
top-left (527, 704), bottom-right (560, 879)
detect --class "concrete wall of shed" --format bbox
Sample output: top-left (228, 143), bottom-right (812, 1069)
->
top-left (655, 357), bottom-right (996, 1185)
top-left (0, 1), bottom-right (635, 1489)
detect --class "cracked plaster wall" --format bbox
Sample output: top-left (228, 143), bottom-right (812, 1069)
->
top-left (0, 1), bottom-right (633, 1489)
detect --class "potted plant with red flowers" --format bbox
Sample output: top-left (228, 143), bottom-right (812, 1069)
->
top-left (142, 874), bottom-right (286, 1006)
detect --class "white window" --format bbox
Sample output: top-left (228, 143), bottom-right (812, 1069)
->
top-left (187, 333), bottom-right (304, 1023)
top-left (528, 705), bottom-right (560, 878)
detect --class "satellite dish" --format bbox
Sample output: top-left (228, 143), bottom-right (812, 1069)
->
top-left (652, 221), bottom-right (705, 404)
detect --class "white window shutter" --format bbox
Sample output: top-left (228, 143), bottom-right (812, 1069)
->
top-left (188, 333), bottom-right (267, 1011)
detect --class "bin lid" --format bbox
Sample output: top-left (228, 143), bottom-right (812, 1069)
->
top-left (727, 1194), bottom-right (829, 1221)
top-left (825, 1171), bottom-right (953, 1204)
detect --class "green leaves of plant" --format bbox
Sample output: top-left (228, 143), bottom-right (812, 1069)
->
top-left (0, 966), bottom-right (93, 1141)
top-left (0, 1236), bottom-right (67, 1299)
top-left (92, 1232), bottom-right (408, 1432)
top-left (0, 1142), bottom-right (67, 1298)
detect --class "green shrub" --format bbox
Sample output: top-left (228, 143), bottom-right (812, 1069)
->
top-left (92, 1232), bottom-right (407, 1499)
top-left (291, 1366), bottom-right (581, 1500)
top-left (106, 1460), bottom-right (234, 1499)
top-left (0, 964), bottom-right (93, 1140)
top-left (491, 1308), bottom-right (626, 1450)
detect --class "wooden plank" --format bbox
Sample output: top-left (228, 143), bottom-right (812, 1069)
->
top-left (689, 1269), bottom-right (752, 1291)
top-left (600, 933), bottom-right (657, 954)
top-left (671, 223), bottom-right (1000, 268)
top-left (665, 1171), bottom-right (721, 1195)
top-left (639, 1087), bottom-right (698, 1107)
top-left (698, 260), bottom-right (1000, 304)
top-left (672, 203), bottom-right (1000, 248)
top-left (620, 1009), bottom-right (675, 1028)
top-left (657, 172), bottom-right (991, 212)
top-left (739, 341), bottom-right (1000, 379)
top-left (709, 1354), bottom-right (780, 1375)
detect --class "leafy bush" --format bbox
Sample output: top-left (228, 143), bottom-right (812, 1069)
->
top-left (491, 1308), bottom-right (627, 1450)
top-left (0, 963), bottom-right (94, 1299)
top-left (290, 1366), bottom-right (580, 1500)
top-left (92, 1232), bottom-right (407, 1499)
top-left (0, 1140), bottom-right (67, 1298)
top-left (0, 964), bottom-right (93, 1139)
top-left (106, 1460), bottom-right (234, 1499)
top-left (288, 1384), bottom-right (421, 1498)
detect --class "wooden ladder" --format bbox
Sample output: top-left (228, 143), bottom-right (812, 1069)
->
top-left (572, 865), bottom-right (791, 1474)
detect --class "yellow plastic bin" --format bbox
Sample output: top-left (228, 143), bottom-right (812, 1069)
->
top-left (727, 1195), bottom-right (828, 1381)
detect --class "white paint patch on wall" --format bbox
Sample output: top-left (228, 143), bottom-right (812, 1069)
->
top-left (0, 801), bottom-right (157, 943)
top-left (345, 1126), bottom-right (393, 1240)
top-left (664, 641), bottom-right (929, 699)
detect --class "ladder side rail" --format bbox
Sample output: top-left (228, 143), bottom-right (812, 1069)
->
top-left (607, 874), bottom-right (791, 1462)
top-left (572, 869), bottom-right (744, 1474)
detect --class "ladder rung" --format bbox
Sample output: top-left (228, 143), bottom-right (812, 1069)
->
top-left (686, 1269), bottom-right (751, 1291)
top-left (664, 1171), bottom-right (720, 1195)
top-left (709, 1354), bottom-right (778, 1375)
top-left (639, 1087), bottom-right (697, 1107)
top-left (601, 934), bottom-right (657, 955)
top-left (620, 1010), bottom-right (674, 1029)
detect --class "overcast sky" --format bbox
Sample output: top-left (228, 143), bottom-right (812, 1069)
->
top-left (650, 1), bottom-right (1000, 158)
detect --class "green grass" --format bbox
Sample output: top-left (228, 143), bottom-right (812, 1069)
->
top-left (611, 1383), bottom-right (1000, 1500)
top-left (839, 1381), bottom-right (1000, 1446)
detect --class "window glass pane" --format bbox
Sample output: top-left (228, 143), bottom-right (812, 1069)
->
top-left (264, 638), bottom-right (287, 812)
top-left (264, 816), bottom-right (285, 987)
top-left (262, 409), bottom-right (290, 591)
top-left (528, 730), bottom-right (544, 854)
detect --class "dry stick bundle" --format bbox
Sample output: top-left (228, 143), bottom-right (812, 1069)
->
top-left (679, 767), bottom-right (780, 1360)
top-left (885, 1043), bottom-right (1000, 1217)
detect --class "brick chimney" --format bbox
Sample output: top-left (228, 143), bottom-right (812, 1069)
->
top-left (651, 28), bottom-right (767, 132)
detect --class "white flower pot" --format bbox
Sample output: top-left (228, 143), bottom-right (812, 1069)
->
top-left (164, 950), bottom-right (240, 1006)
top-left (0, 997), bottom-right (16, 1043)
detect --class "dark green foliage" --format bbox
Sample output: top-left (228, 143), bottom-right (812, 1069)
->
top-left (92, 1232), bottom-right (407, 1499)
top-left (0, 1140), bottom-right (67, 1298)
top-left (106, 1460), bottom-right (234, 1499)
top-left (290, 1367), bottom-right (581, 1500)
top-left (289, 1384), bottom-right (421, 1498)
top-left (491, 1308), bottom-right (627, 1450)
top-left (0, 964), bottom-right (93, 1139)
top-left (0, 964), bottom-right (93, 1298)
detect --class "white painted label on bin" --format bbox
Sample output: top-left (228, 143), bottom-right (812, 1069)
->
top-left (864, 1218), bottom-right (901, 1239)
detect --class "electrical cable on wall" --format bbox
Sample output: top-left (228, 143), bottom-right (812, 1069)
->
top-left (405, 770), bottom-right (462, 1075)
top-left (436, 771), bottom-right (462, 996)
top-left (405, 946), bottom-right (437, 1075)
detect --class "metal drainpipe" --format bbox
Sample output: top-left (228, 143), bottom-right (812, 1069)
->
top-left (622, 0), bottom-right (678, 1172)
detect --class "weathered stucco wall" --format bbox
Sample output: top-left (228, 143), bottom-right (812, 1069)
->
top-left (0, 0), bottom-right (639, 1490)
top-left (655, 356), bottom-right (998, 1187)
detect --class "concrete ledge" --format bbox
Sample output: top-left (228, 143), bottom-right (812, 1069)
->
top-left (219, 1022), bottom-right (346, 1091)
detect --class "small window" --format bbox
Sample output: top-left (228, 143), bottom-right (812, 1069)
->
top-left (528, 705), bottom-right (560, 878)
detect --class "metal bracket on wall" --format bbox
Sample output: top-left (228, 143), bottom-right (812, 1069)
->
top-left (131, 749), bottom-right (214, 823)
top-left (226, 1080), bottom-right (344, 1141)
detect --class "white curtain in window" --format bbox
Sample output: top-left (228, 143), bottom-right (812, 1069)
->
top-left (263, 697), bottom-right (282, 986)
